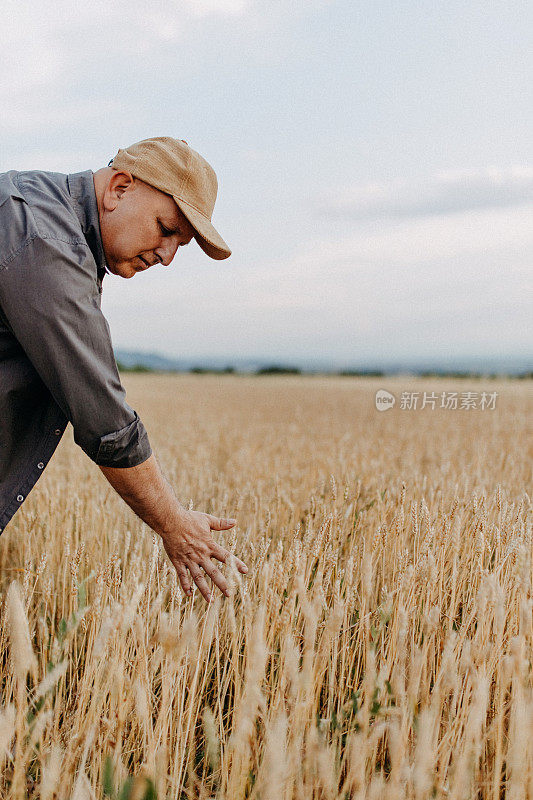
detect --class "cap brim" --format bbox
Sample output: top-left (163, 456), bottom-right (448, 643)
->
top-left (173, 196), bottom-right (231, 260)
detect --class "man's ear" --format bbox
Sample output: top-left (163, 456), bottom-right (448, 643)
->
top-left (103, 171), bottom-right (135, 210)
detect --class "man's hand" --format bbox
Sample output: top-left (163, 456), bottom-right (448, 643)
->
top-left (160, 510), bottom-right (248, 602)
top-left (98, 453), bottom-right (249, 603)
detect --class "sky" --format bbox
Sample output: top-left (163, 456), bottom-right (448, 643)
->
top-left (1, 0), bottom-right (531, 368)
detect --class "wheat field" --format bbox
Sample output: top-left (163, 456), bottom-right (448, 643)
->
top-left (0, 374), bottom-right (531, 799)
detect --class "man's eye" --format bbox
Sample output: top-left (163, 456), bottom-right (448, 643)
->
top-left (159, 223), bottom-right (172, 236)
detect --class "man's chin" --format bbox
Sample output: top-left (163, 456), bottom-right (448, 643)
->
top-left (109, 263), bottom-right (137, 278)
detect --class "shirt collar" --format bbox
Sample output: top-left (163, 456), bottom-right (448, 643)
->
top-left (66, 171), bottom-right (109, 282)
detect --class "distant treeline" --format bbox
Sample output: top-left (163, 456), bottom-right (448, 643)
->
top-left (115, 361), bottom-right (153, 373)
top-left (116, 360), bottom-right (533, 379)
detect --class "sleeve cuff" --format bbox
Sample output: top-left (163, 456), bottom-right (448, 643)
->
top-left (86, 413), bottom-right (152, 468)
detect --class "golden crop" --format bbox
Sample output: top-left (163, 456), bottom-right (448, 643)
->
top-left (0, 374), bottom-right (531, 799)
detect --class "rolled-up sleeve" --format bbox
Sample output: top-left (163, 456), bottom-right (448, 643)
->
top-left (0, 235), bottom-right (152, 468)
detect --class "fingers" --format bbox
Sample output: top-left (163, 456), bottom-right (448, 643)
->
top-left (202, 559), bottom-right (230, 598)
top-left (212, 544), bottom-right (249, 574)
top-left (172, 556), bottom-right (242, 602)
top-left (235, 558), bottom-right (249, 574)
top-left (188, 563), bottom-right (215, 603)
top-left (207, 514), bottom-right (237, 531)
top-left (204, 515), bottom-right (249, 573)
top-left (174, 562), bottom-right (193, 597)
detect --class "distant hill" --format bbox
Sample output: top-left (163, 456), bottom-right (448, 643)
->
top-left (115, 350), bottom-right (190, 371)
top-left (114, 350), bottom-right (261, 372)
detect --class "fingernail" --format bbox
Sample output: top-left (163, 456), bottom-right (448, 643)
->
top-left (227, 518), bottom-right (237, 523)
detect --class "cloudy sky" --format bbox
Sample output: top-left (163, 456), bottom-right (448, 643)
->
top-left (1, 0), bottom-right (531, 368)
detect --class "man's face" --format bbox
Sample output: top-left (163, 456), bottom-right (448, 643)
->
top-left (98, 170), bottom-right (195, 278)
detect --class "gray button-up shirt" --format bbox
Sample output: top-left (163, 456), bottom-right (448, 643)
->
top-left (0, 168), bottom-right (152, 532)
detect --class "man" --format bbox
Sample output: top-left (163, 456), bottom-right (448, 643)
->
top-left (0, 136), bottom-right (248, 603)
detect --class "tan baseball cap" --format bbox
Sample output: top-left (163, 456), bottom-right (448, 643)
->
top-left (108, 136), bottom-right (231, 260)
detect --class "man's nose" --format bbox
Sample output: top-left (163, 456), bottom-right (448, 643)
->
top-left (155, 238), bottom-right (180, 267)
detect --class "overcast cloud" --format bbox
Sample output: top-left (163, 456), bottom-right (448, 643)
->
top-left (1, 0), bottom-right (531, 368)
top-left (321, 168), bottom-right (533, 220)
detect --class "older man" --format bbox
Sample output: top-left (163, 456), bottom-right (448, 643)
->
top-left (0, 136), bottom-right (248, 603)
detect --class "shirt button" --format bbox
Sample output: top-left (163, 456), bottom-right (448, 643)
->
top-left (37, 462), bottom-right (44, 469)
top-left (17, 495), bottom-right (24, 502)
top-left (54, 429), bottom-right (62, 435)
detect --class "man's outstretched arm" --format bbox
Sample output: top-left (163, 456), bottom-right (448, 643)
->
top-left (99, 453), bottom-right (248, 602)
